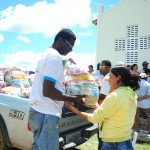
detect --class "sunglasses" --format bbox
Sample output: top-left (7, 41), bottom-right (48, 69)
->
top-left (99, 66), bottom-right (109, 69)
top-left (64, 39), bottom-right (73, 49)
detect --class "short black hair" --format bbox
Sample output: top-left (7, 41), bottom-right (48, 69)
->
top-left (54, 28), bottom-right (76, 42)
top-left (101, 60), bottom-right (111, 67)
top-left (97, 63), bottom-right (100, 70)
top-left (131, 64), bottom-right (137, 70)
top-left (88, 65), bottom-right (93, 69)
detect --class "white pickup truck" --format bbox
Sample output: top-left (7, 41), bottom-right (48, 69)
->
top-left (0, 93), bottom-right (98, 150)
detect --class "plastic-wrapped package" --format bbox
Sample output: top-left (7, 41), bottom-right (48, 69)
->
top-left (65, 67), bottom-right (99, 105)
top-left (5, 71), bottom-right (26, 85)
top-left (0, 86), bottom-right (20, 96)
top-left (0, 68), bottom-right (32, 98)
top-left (0, 81), bottom-right (7, 89)
top-left (83, 95), bottom-right (99, 106)
top-left (66, 66), bottom-right (85, 76)
top-left (20, 87), bottom-right (31, 98)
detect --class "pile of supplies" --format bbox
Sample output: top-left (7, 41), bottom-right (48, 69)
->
top-left (65, 66), bottom-right (99, 105)
top-left (0, 67), bottom-right (33, 98)
top-left (0, 64), bottom-right (100, 104)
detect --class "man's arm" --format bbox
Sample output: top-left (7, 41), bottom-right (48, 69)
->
top-left (98, 94), bottom-right (106, 105)
top-left (43, 80), bottom-right (84, 105)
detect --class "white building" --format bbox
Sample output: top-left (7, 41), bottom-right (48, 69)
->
top-left (95, 0), bottom-right (150, 69)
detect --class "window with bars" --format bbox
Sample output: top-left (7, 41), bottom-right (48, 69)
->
top-left (127, 38), bottom-right (138, 50)
top-left (114, 25), bottom-right (150, 65)
top-left (126, 25), bottom-right (138, 64)
top-left (126, 51), bottom-right (138, 64)
top-left (115, 39), bottom-right (125, 51)
top-left (127, 25), bottom-right (138, 38)
top-left (139, 37), bottom-right (150, 49)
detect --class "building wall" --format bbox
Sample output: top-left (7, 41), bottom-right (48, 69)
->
top-left (96, 0), bottom-right (150, 69)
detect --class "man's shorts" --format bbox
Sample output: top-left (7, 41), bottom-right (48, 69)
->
top-left (136, 107), bottom-right (150, 118)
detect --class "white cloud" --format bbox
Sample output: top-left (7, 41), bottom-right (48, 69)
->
top-left (92, 13), bottom-right (98, 20)
top-left (16, 35), bottom-right (30, 43)
top-left (1, 50), bottom-right (41, 70)
top-left (0, 33), bottom-right (4, 42)
top-left (0, 0), bottom-right (92, 37)
top-left (76, 31), bottom-right (93, 36)
top-left (1, 50), bottom-right (96, 71)
top-left (75, 39), bottom-right (81, 46)
top-left (66, 51), bottom-right (96, 71)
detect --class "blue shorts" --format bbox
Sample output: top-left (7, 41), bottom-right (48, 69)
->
top-left (29, 108), bottom-right (60, 150)
top-left (100, 140), bottom-right (133, 150)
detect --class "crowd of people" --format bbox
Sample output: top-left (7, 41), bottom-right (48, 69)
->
top-left (87, 60), bottom-right (150, 138)
top-left (0, 27), bottom-right (150, 150)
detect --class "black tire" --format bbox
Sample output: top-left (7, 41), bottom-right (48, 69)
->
top-left (0, 128), bottom-right (11, 150)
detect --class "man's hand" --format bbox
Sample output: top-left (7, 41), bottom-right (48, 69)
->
top-left (74, 95), bottom-right (86, 106)
top-left (63, 94), bottom-right (85, 106)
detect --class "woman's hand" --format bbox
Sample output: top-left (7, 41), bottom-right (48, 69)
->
top-left (65, 102), bottom-right (80, 115)
top-left (65, 102), bottom-right (89, 120)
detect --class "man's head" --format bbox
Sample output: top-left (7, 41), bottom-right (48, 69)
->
top-left (142, 61), bottom-right (149, 71)
top-left (99, 60), bottom-right (111, 76)
top-left (126, 65), bottom-right (131, 71)
top-left (53, 28), bottom-right (76, 55)
top-left (88, 65), bottom-right (94, 73)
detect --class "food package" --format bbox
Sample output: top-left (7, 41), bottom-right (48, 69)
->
top-left (20, 87), bottom-right (31, 98)
top-left (71, 73), bottom-right (93, 81)
top-left (65, 66), bottom-right (99, 105)
top-left (5, 71), bottom-right (27, 85)
top-left (83, 95), bottom-right (99, 106)
top-left (66, 66), bottom-right (85, 76)
top-left (66, 80), bottom-right (99, 105)
top-left (0, 86), bottom-right (20, 96)
top-left (0, 81), bottom-right (7, 89)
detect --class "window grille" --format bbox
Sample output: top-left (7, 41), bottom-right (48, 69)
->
top-left (114, 25), bottom-right (150, 65)
top-left (115, 39), bottom-right (126, 51)
top-left (126, 51), bottom-right (138, 64)
top-left (139, 37), bottom-right (150, 49)
top-left (127, 25), bottom-right (138, 38)
top-left (126, 25), bottom-right (139, 64)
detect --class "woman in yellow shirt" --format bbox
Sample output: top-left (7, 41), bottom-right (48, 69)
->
top-left (66, 67), bottom-right (139, 150)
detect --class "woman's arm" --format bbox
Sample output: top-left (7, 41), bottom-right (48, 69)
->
top-left (65, 102), bottom-right (89, 120)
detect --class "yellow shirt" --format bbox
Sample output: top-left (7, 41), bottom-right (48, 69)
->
top-left (87, 86), bottom-right (137, 142)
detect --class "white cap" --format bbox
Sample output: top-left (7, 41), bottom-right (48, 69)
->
top-left (115, 61), bottom-right (126, 67)
top-left (140, 73), bottom-right (148, 78)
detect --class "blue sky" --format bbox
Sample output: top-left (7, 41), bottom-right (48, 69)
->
top-left (0, 0), bottom-right (122, 70)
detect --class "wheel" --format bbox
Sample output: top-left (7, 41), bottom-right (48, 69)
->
top-left (0, 128), bottom-right (11, 150)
